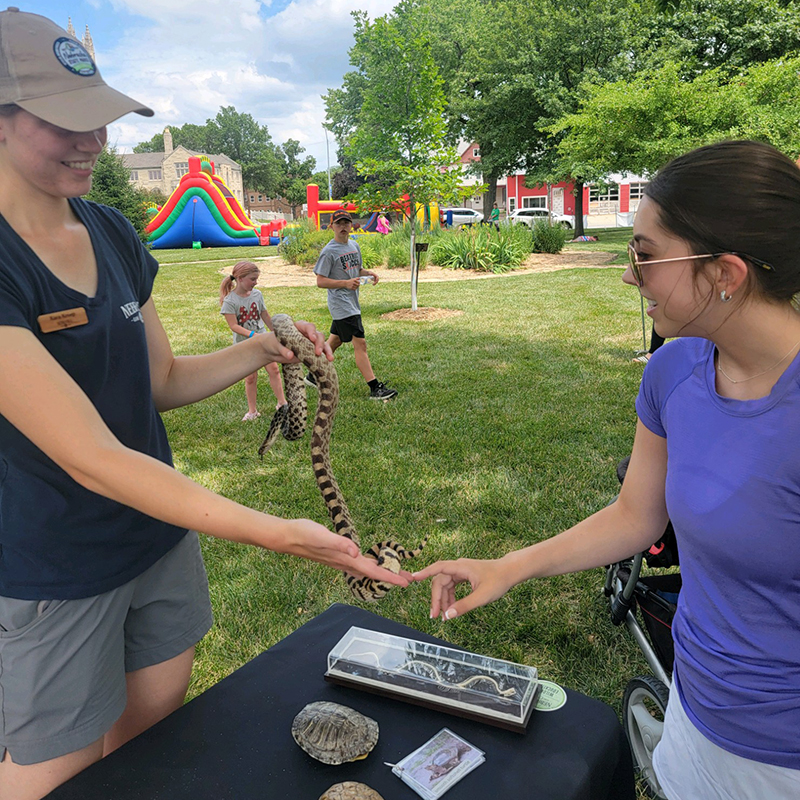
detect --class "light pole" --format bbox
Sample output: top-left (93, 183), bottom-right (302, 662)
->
top-left (323, 124), bottom-right (332, 200)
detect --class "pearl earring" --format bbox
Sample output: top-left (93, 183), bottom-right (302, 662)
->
top-left (720, 290), bottom-right (732, 303)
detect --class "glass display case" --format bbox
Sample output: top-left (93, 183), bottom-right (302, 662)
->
top-left (325, 627), bottom-right (541, 732)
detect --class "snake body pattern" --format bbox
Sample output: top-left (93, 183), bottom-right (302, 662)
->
top-left (258, 314), bottom-right (427, 601)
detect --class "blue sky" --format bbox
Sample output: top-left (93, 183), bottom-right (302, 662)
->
top-left (35, 0), bottom-right (395, 168)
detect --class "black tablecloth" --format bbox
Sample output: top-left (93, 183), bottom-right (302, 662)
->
top-left (47, 604), bottom-right (635, 800)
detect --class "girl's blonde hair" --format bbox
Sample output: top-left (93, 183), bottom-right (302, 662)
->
top-left (219, 260), bottom-right (259, 305)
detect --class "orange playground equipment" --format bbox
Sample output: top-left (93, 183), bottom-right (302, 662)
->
top-left (305, 184), bottom-right (441, 233)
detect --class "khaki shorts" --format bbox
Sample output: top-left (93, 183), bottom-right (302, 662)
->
top-left (0, 531), bottom-right (213, 765)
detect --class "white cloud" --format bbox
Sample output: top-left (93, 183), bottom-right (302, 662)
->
top-left (100, 0), bottom-right (396, 169)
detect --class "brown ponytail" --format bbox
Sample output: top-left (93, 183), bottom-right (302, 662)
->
top-left (219, 260), bottom-right (259, 305)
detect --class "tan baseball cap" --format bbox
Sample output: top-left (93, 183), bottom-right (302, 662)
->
top-left (0, 8), bottom-right (153, 131)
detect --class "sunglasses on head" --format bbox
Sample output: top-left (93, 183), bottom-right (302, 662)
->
top-left (626, 241), bottom-right (774, 287)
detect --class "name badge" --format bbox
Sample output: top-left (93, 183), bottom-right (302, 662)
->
top-left (37, 307), bottom-right (89, 333)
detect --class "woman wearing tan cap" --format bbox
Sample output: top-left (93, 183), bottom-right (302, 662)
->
top-left (0, 11), bottom-right (408, 799)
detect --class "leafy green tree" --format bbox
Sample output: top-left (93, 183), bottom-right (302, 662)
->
top-left (327, 0), bottom-right (468, 309)
top-left (331, 149), bottom-right (364, 200)
top-left (277, 139), bottom-right (316, 218)
top-left (515, 0), bottom-right (646, 235)
top-left (645, 0), bottom-right (800, 73)
top-left (553, 57), bottom-right (800, 180)
top-left (205, 107), bottom-right (283, 197)
top-left (132, 123), bottom-right (209, 154)
top-left (133, 108), bottom-right (283, 197)
top-left (308, 168), bottom-right (341, 203)
top-left (421, 0), bottom-right (540, 217)
top-left (85, 145), bottom-right (147, 238)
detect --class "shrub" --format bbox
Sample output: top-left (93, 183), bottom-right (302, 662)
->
top-left (356, 237), bottom-right (383, 269)
top-left (428, 226), bottom-right (527, 273)
top-left (279, 219), bottom-right (333, 266)
top-left (387, 241), bottom-right (411, 268)
top-left (531, 220), bottom-right (568, 254)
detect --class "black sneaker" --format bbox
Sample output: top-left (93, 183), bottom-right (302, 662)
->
top-left (304, 372), bottom-right (317, 389)
top-left (369, 381), bottom-right (398, 400)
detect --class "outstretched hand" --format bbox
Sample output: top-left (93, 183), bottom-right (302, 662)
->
top-left (412, 558), bottom-right (512, 620)
top-left (282, 518), bottom-right (411, 587)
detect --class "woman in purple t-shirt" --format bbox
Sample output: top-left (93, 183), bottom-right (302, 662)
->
top-left (415, 141), bottom-right (800, 798)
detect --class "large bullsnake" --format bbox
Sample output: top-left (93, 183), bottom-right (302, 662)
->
top-left (258, 314), bottom-right (426, 601)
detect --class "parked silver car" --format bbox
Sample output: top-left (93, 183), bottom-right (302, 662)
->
top-left (508, 208), bottom-right (574, 229)
top-left (441, 207), bottom-right (484, 228)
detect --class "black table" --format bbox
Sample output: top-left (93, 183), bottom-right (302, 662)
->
top-left (48, 604), bottom-right (635, 800)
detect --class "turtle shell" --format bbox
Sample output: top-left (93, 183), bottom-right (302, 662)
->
top-left (319, 782), bottom-right (385, 800)
top-left (291, 701), bottom-right (379, 765)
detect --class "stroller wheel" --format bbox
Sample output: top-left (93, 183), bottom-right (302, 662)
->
top-left (623, 675), bottom-right (670, 799)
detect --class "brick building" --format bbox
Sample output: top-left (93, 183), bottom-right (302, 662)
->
top-left (244, 190), bottom-right (292, 218)
top-left (120, 128), bottom-right (245, 204)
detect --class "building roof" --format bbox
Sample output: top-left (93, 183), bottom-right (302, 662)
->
top-left (120, 148), bottom-right (241, 171)
top-left (121, 153), bottom-right (163, 169)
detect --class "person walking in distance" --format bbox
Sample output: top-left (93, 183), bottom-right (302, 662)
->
top-left (220, 261), bottom-right (287, 420)
top-left (307, 209), bottom-right (397, 400)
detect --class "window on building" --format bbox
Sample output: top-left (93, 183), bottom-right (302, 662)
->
top-left (589, 186), bottom-right (619, 202)
top-left (148, 170), bottom-right (162, 181)
top-left (522, 196), bottom-right (547, 209)
top-left (250, 195), bottom-right (255, 202)
top-left (175, 162), bottom-right (189, 177)
top-left (472, 148), bottom-right (480, 158)
top-left (628, 182), bottom-right (648, 199)
top-left (128, 171), bottom-right (138, 181)
top-left (258, 195), bottom-right (263, 202)
top-left (509, 198), bottom-right (516, 213)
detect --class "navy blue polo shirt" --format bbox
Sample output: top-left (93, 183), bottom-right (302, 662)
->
top-left (0, 199), bottom-right (186, 600)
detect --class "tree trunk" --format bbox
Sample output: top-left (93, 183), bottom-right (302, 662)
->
top-left (574, 181), bottom-right (585, 237)
top-left (483, 170), bottom-right (498, 219)
top-left (409, 194), bottom-right (418, 311)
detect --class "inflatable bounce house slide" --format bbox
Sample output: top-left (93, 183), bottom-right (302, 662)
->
top-left (146, 156), bottom-right (286, 249)
top-left (306, 184), bottom-right (441, 234)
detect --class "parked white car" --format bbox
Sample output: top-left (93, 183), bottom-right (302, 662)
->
top-left (507, 208), bottom-right (574, 229)
top-left (441, 207), bottom-right (484, 228)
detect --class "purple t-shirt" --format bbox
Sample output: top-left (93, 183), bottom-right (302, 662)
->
top-left (636, 337), bottom-right (800, 769)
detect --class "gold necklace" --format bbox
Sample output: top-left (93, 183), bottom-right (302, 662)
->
top-left (716, 338), bottom-right (800, 384)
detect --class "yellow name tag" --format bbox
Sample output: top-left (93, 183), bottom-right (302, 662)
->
top-left (37, 307), bottom-right (89, 333)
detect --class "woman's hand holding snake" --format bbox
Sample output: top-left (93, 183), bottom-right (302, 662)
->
top-left (413, 557), bottom-right (514, 620)
top-left (258, 320), bottom-right (334, 366)
top-left (280, 518), bottom-right (411, 586)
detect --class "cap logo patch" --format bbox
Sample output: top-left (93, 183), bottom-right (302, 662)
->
top-left (53, 37), bottom-right (96, 77)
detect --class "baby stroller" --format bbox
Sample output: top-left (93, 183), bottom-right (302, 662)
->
top-left (603, 456), bottom-right (681, 799)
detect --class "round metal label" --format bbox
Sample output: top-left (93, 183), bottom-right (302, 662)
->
top-left (534, 680), bottom-right (567, 712)
top-left (53, 37), bottom-right (96, 77)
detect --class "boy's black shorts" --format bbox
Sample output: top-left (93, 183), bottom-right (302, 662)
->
top-left (330, 315), bottom-right (365, 342)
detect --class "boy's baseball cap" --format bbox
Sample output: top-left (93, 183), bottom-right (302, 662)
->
top-left (330, 209), bottom-right (352, 224)
top-left (0, 8), bottom-right (153, 131)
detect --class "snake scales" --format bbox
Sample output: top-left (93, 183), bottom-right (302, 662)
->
top-left (258, 314), bottom-right (427, 601)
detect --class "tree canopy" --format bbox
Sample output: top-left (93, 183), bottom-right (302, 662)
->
top-left (324, 0), bottom-right (469, 308)
top-left (86, 145), bottom-right (148, 238)
top-left (133, 107), bottom-right (284, 197)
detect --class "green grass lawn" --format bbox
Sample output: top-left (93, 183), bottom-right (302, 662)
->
top-left (565, 227), bottom-right (632, 264)
top-left (154, 244), bottom-right (279, 264)
top-left (154, 258), bottom-right (652, 790)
